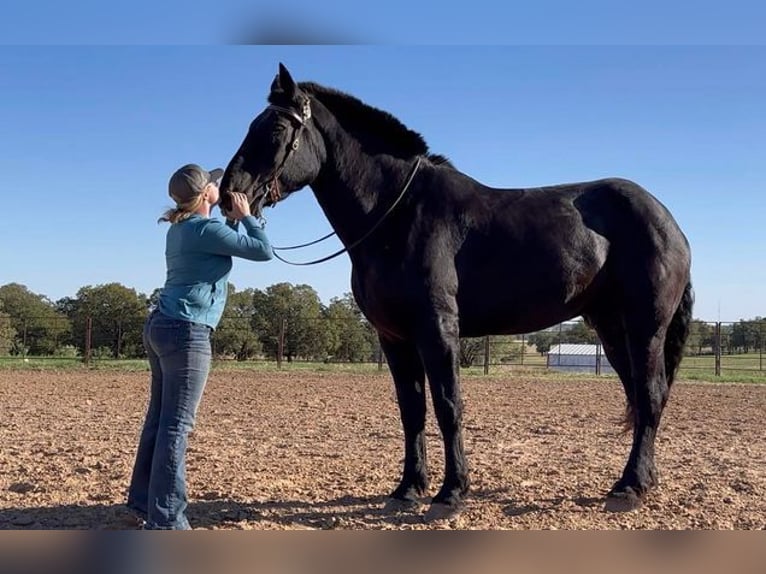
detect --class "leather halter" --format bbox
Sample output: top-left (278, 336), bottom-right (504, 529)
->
top-left (250, 98), bottom-right (312, 214)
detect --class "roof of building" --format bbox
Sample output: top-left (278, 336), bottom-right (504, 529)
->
top-left (547, 344), bottom-right (603, 356)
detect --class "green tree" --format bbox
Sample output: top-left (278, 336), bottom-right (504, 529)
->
top-left (0, 305), bottom-right (17, 356)
top-left (213, 285), bottom-right (262, 361)
top-left (493, 335), bottom-right (524, 363)
top-left (730, 321), bottom-right (746, 353)
top-left (753, 317), bottom-right (766, 352)
top-left (719, 323), bottom-right (732, 355)
top-left (0, 283), bottom-right (70, 355)
top-left (251, 283), bottom-right (329, 361)
top-left (729, 319), bottom-right (755, 353)
top-left (563, 319), bottom-right (599, 344)
top-left (527, 329), bottom-right (556, 355)
top-left (687, 320), bottom-right (714, 354)
top-left (459, 336), bottom-right (523, 367)
top-left (66, 283), bottom-right (149, 358)
top-left (323, 293), bottom-right (377, 362)
top-left (729, 320), bottom-right (761, 353)
top-left (459, 337), bottom-right (485, 368)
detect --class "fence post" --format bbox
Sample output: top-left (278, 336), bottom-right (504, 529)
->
top-left (760, 321), bottom-right (764, 372)
top-left (22, 320), bottom-right (27, 360)
top-left (277, 318), bottom-right (286, 369)
top-left (714, 322), bottom-right (721, 377)
top-left (483, 336), bottom-right (490, 375)
top-left (84, 317), bottom-right (92, 366)
top-left (596, 343), bottom-right (602, 375)
top-left (54, 319), bottom-right (60, 356)
top-left (116, 321), bottom-right (122, 359)
top-left (377, 343), bottom-right (384, 371)
top-left (520, 334), bottom-right (525, 365)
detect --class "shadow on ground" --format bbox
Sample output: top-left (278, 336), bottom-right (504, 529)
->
top-left (0, 494), bottom-right (438, 530)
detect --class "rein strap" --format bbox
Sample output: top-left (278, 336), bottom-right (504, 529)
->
top-left (272, 156), bottom-right (422, 266)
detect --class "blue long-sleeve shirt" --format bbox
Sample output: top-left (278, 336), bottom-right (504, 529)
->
top-left (158, 214), bottom-right (273, 329)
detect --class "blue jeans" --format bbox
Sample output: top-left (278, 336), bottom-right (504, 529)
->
top-left (127, 311), bottom-right (212, 530)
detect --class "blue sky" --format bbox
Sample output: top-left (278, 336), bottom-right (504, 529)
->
top-left (1, 1), bottom-right (764, 45)
top-left (1, 45), bottom-right (764, 322)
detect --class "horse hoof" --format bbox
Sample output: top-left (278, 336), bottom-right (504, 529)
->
top-left (383, 497), bottom-right (422, 514)
top-left (424, 502), bottom-right (462, 523)
top-left (604, 491), bottom-right (643, 513)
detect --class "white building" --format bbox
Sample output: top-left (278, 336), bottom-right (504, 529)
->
top-left (546, 344), bottom-right (615, 374)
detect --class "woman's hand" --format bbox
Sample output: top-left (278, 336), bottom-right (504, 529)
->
top-left (223, 192), bottom-right (252, 221)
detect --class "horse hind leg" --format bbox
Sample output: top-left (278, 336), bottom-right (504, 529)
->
top-left (607, 312), bottom-right (671, 510)
top-left (584, 310), bottom-right (635, 432)
top-left (379, 336), bottom-right (429, 512)
top-left (585, 308), bottom-right (658, 511)
top-left (602, 284), bottom-right (691, 441)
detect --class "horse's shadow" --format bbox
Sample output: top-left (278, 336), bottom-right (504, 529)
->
top-left (0, 494), bottom-right (427, 530)
top-left (189, 494), bottom-right (431, 530)
top-left (502, 495), bottom-right (607, 518)
top-left (1, 492), bottom-right (616, 529)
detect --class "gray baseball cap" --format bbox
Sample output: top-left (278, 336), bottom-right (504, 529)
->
top-left (168, 164), bottom-right (224, 204)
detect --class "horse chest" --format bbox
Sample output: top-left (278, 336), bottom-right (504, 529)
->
top-left (354, 261), bottom-right (410, 301)
top-left (352, 261), bottom-right (425, 332)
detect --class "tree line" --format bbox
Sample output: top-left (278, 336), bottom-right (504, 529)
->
top-left (0, 282), bottom-right (377, 362)
top-left (1, 281), bottom-right (763, 362)
top-left (685, 319), bottom-right (765, 355)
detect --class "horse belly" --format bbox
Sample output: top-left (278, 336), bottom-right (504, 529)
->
top-left (456, 251), bottom-right (606, 336)
top-left (457, 294), bottom-right (579, 336)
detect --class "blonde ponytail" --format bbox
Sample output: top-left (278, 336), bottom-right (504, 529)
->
top-left (158, 193), bottom-right (205, 224)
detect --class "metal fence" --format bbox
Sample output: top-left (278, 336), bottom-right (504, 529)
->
top-left (683, 321), bottom-right (765, 376)
top-left (1, 315), bottom-right (764, 378)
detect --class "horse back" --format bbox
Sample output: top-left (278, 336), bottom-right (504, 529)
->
top-left (417, 172), bottom-right (689, 334)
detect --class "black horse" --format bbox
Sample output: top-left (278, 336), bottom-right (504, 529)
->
top-left (220, 64), bottom-right (693, 520)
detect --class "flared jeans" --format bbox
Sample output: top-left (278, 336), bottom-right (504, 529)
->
top-left (127, 311), bottom-right (212, 529)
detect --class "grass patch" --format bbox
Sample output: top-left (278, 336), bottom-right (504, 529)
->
top-left (679, 369), bottom-right (766, 385)
top-left (0, 356), bottom-right (387, 375)
top-left (2, 355), bottom-right (764, 384)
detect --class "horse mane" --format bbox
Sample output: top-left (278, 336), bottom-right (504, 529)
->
top-left (428, 154), bottom-right (456, 169)
top-left (292, 82), bottom-right (440, 162)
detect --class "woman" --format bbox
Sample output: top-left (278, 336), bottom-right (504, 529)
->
top-left (126, 163), bottom-right (272, 529)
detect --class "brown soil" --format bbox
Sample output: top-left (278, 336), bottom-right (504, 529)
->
top-left (1, 370), bottom-right (764, 529)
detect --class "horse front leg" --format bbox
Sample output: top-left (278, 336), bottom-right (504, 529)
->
top-left (379, 336), bottom-right (429, 511)
top-left (418, 313), bottom-right (469, 521)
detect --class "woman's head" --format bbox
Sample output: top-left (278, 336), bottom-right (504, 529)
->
top-left (160, 164), bottom-right (223, 223)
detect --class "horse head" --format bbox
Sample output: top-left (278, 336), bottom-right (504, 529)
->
top-left (219, 63), bottom-right (325, 218)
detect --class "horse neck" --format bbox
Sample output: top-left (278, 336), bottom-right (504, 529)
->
top-left (311, 123), bottom-right (411, 247)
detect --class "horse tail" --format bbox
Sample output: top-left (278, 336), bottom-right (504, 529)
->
top-left (663, 281), bottom-right (694, 400)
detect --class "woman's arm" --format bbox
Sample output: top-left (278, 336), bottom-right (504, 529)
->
top-left (198, 217), bottom-right (273, 261)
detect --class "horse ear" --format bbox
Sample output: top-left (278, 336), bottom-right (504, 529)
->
top-left (270, 63), bottom-right (298, 98)
top-left (277, 62), bottom-right (297, 98)
top-left (270, 72), bottom-right (281, 94)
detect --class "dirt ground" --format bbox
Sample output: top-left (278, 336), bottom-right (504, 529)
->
top-left (0, 369), bottom-right (764, 530)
